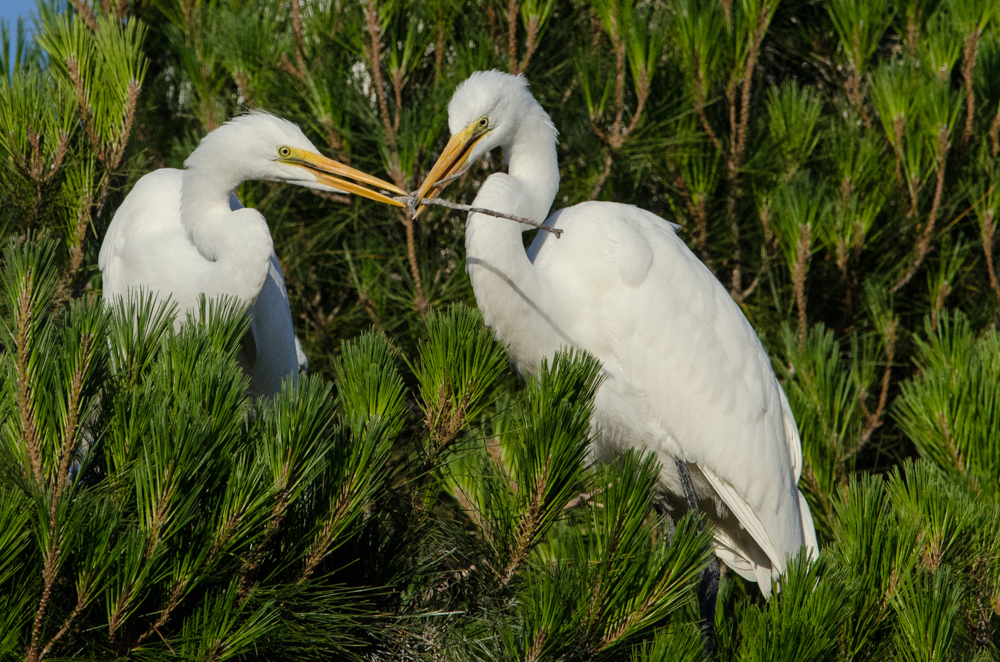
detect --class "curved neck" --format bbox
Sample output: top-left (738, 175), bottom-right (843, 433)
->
top-left (179, 161), bottom-right (273, 303)
top-left (503, 113), bottom-right (560, 222)
top-left (466, 110), bottom-right (567, 368)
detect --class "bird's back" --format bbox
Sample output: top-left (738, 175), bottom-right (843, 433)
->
top-left (527, 201), bottom-right (816, 591)
top-left (99, 169), bottom-right (211, 312)
top-left (99, 169), bottom-right (299, 398)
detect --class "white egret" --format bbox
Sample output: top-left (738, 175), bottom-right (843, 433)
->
top-left (414, 71), bottom-right (818, 601)
top-left (99, 111), bottom-right (404, 397)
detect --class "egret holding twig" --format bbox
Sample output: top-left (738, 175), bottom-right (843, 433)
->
top-left (413, 72), bottom-right (818, 607)
top-left (100, 112), bottom-right (405, 397)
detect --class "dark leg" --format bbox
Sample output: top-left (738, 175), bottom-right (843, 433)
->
top-left (675, 458), bottom-right (717, 658)
top-left (653, 495), bottom-right (677, 546)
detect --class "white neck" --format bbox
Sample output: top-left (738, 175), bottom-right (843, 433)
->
top-left (179, 159), bottom-right (273, 303)
top-left (466, 110), bottom-right (567, 369)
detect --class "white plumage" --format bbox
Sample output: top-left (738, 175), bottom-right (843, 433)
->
top-left (99, 112), bottom-right (403, 397)
top-left (416, 71), bottom-right (818, 596)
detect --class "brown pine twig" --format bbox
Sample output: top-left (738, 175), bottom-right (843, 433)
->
top-left (507, 0), bottom-right (519, 74)
top-left (846, 33), bottom-right (872, 129)
top-left (434, 24), bottom-right (446, 80)
top-left (51, 338), bottom-right (92, 518)
top-left (962, 29), bottom-right (981, 147)
top-left (588, 18), bottom-right (653, 201)
top-left (894, 129), bottom-right (950, 292)
top-left (299, 484), bottom-right (354, 583)
top-left (237, 490), bottom-right (290, 603)
top-left (38, 587), bottom-right (90, 660)
top-left (28, 337), bottom-right (93, 662)
top-left (981, 210), bottom-right (1000, 305)
top-left (72, 0), bottom-right (99, 31)
top-left (794, 224), bottom-right (810, 350)
top-left (68, 58), bottom-right (104, 164)
top-left (26, 543), bottom-right (62, 662)
top-left (695, 66), bottom-right (722, 152)
top-left (362, 0), bottom-right (402, 184)
top-left (989, 110), bottom-right (1000, 158)
top-left (725, 79), bottom-right (741, 296)
top-left (857, 318), bottom-right (897, 452)
top-left (726, 6), bottom-right (771, 300)
top-left (290, 0), bottom-right (307, 75)
top-left (519, 15), bottom-right (541, 73)
top-left (590, 152), bottom-right (615, 201)
top-left (498, 453), bottom-right (551, 588)
top-left (362, 0), bottom-right (426, 314)
top-left (15, 276), bottom-right (42, 484)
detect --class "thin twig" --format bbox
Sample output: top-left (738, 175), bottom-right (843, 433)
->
top-left (399, 196), bottom-right (562, 237)
top-left (981, 211), bottom-right (1000, 306)
top-left (519, 15), bottom-right (541, 73)
top-left (725, 6), bottom-right (770, 300)
top-left (695, 67), bottom-right (721, 152)
top-left (290, 0), bottom-right (306, 75)
top-left (71, 0), bottom-right (98, 31)
top-left (857, 318), bottom-right (897, 453)
top-left (507, 0), bottom-right (519, 74)
top-left (794, 224), bottom-right (810, 350)
top-left (362, 0), bottom-right (425, 313)
top-left (894, 128), bottom-right (950, 292)
top-left (962, 29), bottom-right (981, 147)
top-left (990, 111), bottom-right (1000, 158)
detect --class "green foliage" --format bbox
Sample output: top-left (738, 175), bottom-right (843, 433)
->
top-left (895, 312), bottom-right (1000, 486)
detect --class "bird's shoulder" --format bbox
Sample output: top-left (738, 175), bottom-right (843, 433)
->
top-left (529, 201), bottom-right (684, 288)
top-left (538, 201), bottom-right (798, 495)
top-left (99, 169), bottom-right (184, 272)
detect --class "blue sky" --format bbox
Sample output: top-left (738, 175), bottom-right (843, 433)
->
top-left (2, 0), bottom-right (39, 65)
top-left (1, 0), bottom-right (37, 26)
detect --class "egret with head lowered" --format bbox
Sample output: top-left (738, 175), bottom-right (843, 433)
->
top-left (413, 71), bottom-right (818, 609)
top-left (100, 111), bottom-right (405, 397)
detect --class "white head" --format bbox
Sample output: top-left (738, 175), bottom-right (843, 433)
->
top-left (416, 71), bottom-right (557, 200)
top-left (183, 111), bottom-right (405, 203)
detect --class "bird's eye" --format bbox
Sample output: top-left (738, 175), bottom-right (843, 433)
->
top-left (277, 146), bottom-right (292, 158)
top-left (478, 116), bottom-right (489, 130)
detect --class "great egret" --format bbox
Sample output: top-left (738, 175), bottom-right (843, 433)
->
top-left (99, 111), bottom-right (404, 397)
top-left (414, 71), bottom-right (818, 600)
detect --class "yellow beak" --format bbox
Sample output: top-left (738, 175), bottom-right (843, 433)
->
top-left (414, 121), bottom-right (490, 206)
top-left (282, 147), bottom-right (407, 207)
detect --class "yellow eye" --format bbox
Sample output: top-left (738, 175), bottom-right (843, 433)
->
top-left (278, 146), bottom-right (292, 158)
top-left (478, 116), bottom-right (489, 130)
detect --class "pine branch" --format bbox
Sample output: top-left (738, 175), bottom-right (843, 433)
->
top-left (961, 29), bottom-right (980, 147)
top-left (15, 271), bottom-right (43, 484)
top-left (725, 6), bottom-right (771, 300)
top-left (990, 109), bottom-right (1000, 158)
top-left (362, 0), bottom-right (426, 314)
top-left (695, 67), bottom-right (721, 152)
top-left (894, 128), bottom-right (950, 292)
top-left (794, 225), bottom-right (809, 350)
top-left (507, 0), bottom-right (518, 74)
top-left (981, 207), bottom-right (1000, 306)
top-left (857, 317), bottom-right (897, 452)
top-left (71, 0), bottom-right (98, 32)
top-left (498, 452), bottom-right (551, 588)
top-left (290, 0), bottom-right (306, 75)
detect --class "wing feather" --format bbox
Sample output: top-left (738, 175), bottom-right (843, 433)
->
top-left (532, 201), bottom-right (813, 583)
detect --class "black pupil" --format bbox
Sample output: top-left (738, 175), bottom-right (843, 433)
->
top-left (480, 118), bottom-right (487, 127)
